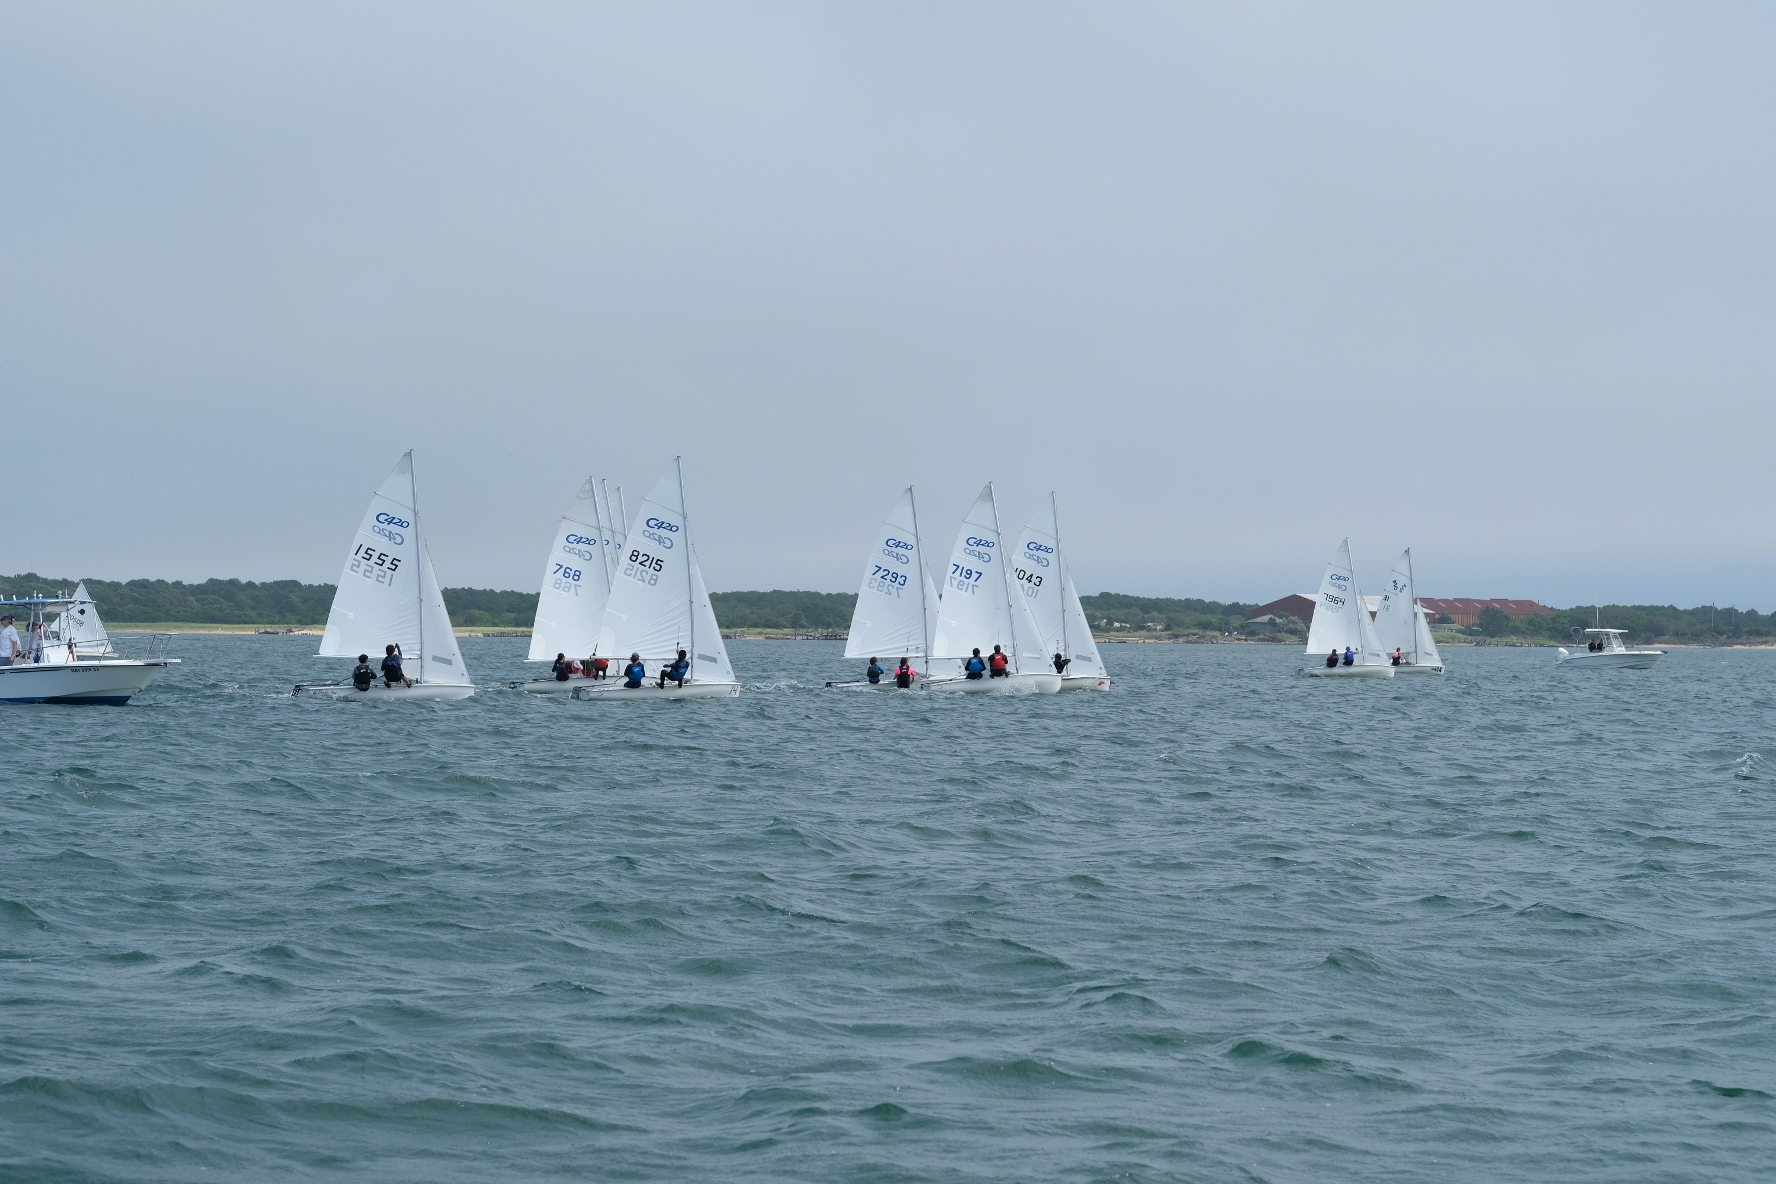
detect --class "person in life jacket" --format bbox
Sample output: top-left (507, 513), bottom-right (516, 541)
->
top-left (591, 656), bottom-right (609, 680)
top-left (623, 653), bottom-right (646, 687)
top-left (1325, 649), bottom-right (1339, 668)
top-left (988, 645), bottom-right (1010, 677)
top-left (894, 658), bottom-right (914, 689)
top-left (552, 652), bottom-right (572, 681)
top-left (964, 648), bottom-right (987, 679)
top-left (659, 649), bottom-right (691, 687)
top-left (1052, 652), bottom-right (1070, 675)
top-left (1341, 645), bottom-right (1355, 667)
top-left (1390, 647), bottom-right (1403, 666)
top-left (381, 644), bottom-right (412, 687)
top-left (866, 658), bottom-right (884, 685)
top-left (352, 654), bottom-right (376, 691)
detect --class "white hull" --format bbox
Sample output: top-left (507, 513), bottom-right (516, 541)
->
top-left (1060, 674), bottom-right (1111, 691)
top-left (826, 678), bottom-right (924, 690)
top-left (294, 681), bottom-right (476, 701)
top-left (1389, 663), bottom-right (1444, 675)
top-left (1556, 649), bottom-right (1662, 670)
top-left (514, 675), bottom-right (613, 695)
top-left (0, 660), bottom-right (171, 704)
top-left (927, 672), bottom-right (1063, 694)
top-left (571, 680), bottom-right (741, 701)
top-left (1302, 663), bottom-right (1395, 678)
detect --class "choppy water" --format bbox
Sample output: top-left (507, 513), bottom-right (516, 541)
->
top-left (3, 638), bottom-right (1774, 1183)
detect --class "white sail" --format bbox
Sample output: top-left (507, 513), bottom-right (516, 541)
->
top-left (317, 451), bottom-right (471, 686)
top-left (1413, 603), bottom-right (1444, 668)
top-left (594, 458), bottom-right (735, 684)
top-left (319, 452), bottom-right (425, 660)
top-left (1059, 567), bottom-right (1107, 678)
top-left (56, 582), bottom-right (111, 656)
top-left (1372, 549), bottom-right (1418, 660)
top-left (527, 477), bottom-right (615, 662)
top-left (844, 487), bottom-right (938, 662)
top-left (931, 484), bottom-right (1050, 677)
top-left (1302, 538), bottom-right (1387, 665)
top-left (1013, 493), bottom-right (1105, 678)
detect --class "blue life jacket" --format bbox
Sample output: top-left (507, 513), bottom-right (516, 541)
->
top-left (965, 656), bottom-right (986, 674)
top-left (624, 662), bottom-right (646, 686)
top-left (866, 663), bottom-right (883, 683)
top-left (667, 658), bottom-right (689, 682)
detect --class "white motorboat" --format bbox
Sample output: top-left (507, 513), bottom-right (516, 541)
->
top-left (926, 484), bottom-right (1062, 695)
top-left (568, 457), bottom-right (741, 703)
top-left (831, 487), bottom-right (939, 691)
top-left (1015, 494), bottom-right (1111, 691)
top-left (1373, 549), bottom-right (1445, 674)
top-left (1301, 539), bottom-right (1395, 678)
top-left (0, 592), bottom-right (176, 705)
top-left (1556, 629), bottom-right (1663, 670)
top-left (514, 475), bottom-right (621, 694)
top-left (293, 451), bottom-right (476, 701)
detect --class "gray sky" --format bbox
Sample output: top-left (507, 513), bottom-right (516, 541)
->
top-left (3, 2), bottom-right (1771, 607)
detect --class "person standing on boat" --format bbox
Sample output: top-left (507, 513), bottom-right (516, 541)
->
top-left (988, 645), bottom-right (1010, 678)
top-left (658, 649), bottom-right (691, 688)
top-left (865, 658), bottom-right (884, 685)
top-left (1052, 652), bottom-right (1071, 675)
top-left (894, 658), bottom-right (914, 689)
top-left (381, 644), bottom-right (412, 687)
top-left (1325, 649), bottom-right (1339, 668)
top-left (0, 614), bottom-right (19, 666)
top-left (352, 654), bottom-right (377, 691)
top-left (590, 655), bottom-right (609, 680)
top-left (964, 649), bottom-right (987, 680)
top-left (1342, 645), bottom-right (1355, 667)
top-left (623, 653), bottom-right (646, 688)
top-left (28, 621), bottom-right (45, 663)
top-left (552, 653), bottom-right (573, 681)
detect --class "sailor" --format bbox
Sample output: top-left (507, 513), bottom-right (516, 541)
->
top-left (28, 621), bottom-right (44, 663)
top-left (590, 655), bottom-right (609, 680)
top-left (894, 658), bottom-right (914, 689)
top-left (622, 653), bottom-right (646, 688)
top-left (659, 649), bottom-right (691, 688)
top-left (1342, 645), bottom-right (1355, 667)
top-left (0, 615), bottom-right (15, 666)
top-left (381, 644), bottom-right (413, 687)
top-left (1052, 652), bottom-right (1071, 675)
top-left (964, 648), bottom-right (987, 680)
top-left (552, 652), bottom-right (573, 681)
top-left (988, 645), bottom-right (1010, 678)
top-left (1325, 649), bottom-right (1339, 668)
top-left (1391, 647), bottom-right (1403, 666)
top-left (352, 654), bottom-right (377, 691)
top-left (866, 657), bottom-right (884, 685)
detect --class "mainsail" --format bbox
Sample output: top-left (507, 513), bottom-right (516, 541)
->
top-left (317, 451), bottom-right (470, 685)
top-left (931, 484), bottom-right (1050, 678)
top-left (1013, 493), bottom-right (1106, 678)
top-left (594, 458), bottom-right (735, 683)
top-left (527, 477), bottom-right (615, 662)
top-left (1302, 538), bottom-right (1387, 666)
top-left (844, 487), bottom-right (938, 663)
top-left (1373, 548), bottom-right (1442, 667)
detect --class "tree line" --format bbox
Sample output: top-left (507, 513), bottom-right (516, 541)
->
top-left (2, 573), bottom-right (1768, 642)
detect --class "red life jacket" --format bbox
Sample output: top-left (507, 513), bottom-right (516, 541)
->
top-left (988, 651), bottom-right (1009, 671)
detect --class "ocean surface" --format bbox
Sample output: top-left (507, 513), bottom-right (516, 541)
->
top-left (2, 637), bottom-right (1773, 1183)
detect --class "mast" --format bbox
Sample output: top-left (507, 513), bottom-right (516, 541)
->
top-left (409, 450), bottom-right (424, 673)
top-left (594, 478), bottom-right (618, 582)
top-left (1052, 491), bottom-right (1068, 661)
top-left (908, 485), bottom-right (930, 661)
top-left (678, 458), bottom-right (693, 664)
top-left (987, 483), bottom-right (1018, 674)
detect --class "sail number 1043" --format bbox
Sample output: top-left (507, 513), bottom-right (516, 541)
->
top-left (624, 549), bottom-right (665, 586)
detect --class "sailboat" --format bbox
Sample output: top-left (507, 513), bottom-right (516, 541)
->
top-left (831, 487), bottom-right (939, 689)
top-left (570, 458), bottom-right (740, 701)
top-left (514, 477), bottom-right (618, 694)
top-left (927, 484), bottom-right (1062, 694)
top-left (1301, 538), bottom-right (1394, 678)
top-left (294, 451), bottom-right (475, 700)
top-left (1014, 494), bottom-right (1110, 691)
top-left (1372, 549), bottom-right (1445, 674)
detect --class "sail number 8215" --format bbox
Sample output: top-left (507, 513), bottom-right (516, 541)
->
top-left (624, 549), bottom-right (665, 586)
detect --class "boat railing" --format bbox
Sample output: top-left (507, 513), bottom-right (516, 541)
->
top-left (101, 633), bottom-right (176, 661)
